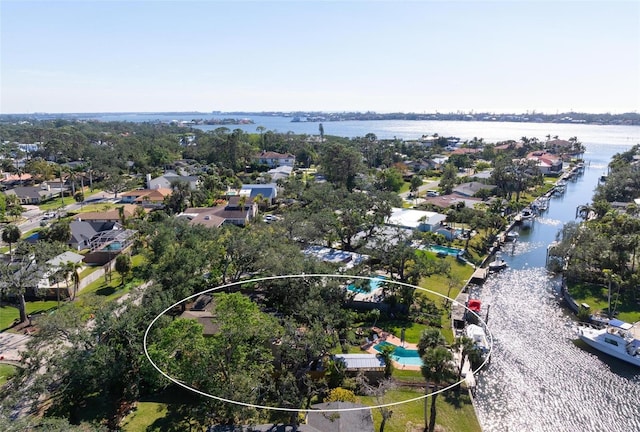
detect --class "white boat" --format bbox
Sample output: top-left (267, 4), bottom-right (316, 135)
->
top-left (519, 208), bottom-right (535, 228)
top-left (521, 208), bottom-right (534, 220)
top-left (532, 197), bottom-right (549, 212)
top-left (466, 324), bottom-right (490, 356)
top-left (505, 231), bottom-right (519, 242)
top-left (577, 319), bottom-right (640, 367)
top-left (488, 259), bottom-right (508, 272)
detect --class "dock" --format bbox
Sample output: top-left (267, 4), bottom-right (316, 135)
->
top-left (452, 292), bottom-right (469, 330)
top-left (470, 267), bottom-right (489, 284)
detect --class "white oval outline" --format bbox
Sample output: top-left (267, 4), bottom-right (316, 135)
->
top-left (143, 273), bottom-right (493, 413)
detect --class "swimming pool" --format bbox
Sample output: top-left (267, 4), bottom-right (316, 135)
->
top-left (347, 275), bottom-right (386, 294)
top-left (101, 242), bottom-right (123, 251)
top-left (428, 244), bottom-right (463, 256)
top-left (374, 341), bottom-right (423, 367)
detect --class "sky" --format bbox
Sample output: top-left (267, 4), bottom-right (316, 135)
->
top-left (1, 0), bottom-right (639, 114)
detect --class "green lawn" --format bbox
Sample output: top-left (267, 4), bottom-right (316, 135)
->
top-left (0, 300), bottom-right (58, 330)
top-left (38, 197), bottom-right (68, 212)
top-left (0, 364), bottom-right (17, 387)
top-left (120, 402), bottom-right (170, 432)
top-left (79, 265), bottom-right (101, 279)
top-left (73, 203), bottom-right (117, 213)
top-left (78, 254), bottom-right (146, 301)
top-left (359, 388), bottom-right (481, 432)
top-left (568, 282), bottom-right (640, 323)
top-left (120, 390), bottom-right (205, 431)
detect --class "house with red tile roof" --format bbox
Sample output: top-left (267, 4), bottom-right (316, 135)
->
top-left (450, 148), bottom-right (481, 155)
top-left (526, 151), bottom-right (563, 175)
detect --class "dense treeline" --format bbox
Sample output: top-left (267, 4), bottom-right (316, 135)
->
top-left (553, 145), bottom-right (640, 314)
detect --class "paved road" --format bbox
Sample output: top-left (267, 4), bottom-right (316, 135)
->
top-left (399, 179), bottom-right (440, 206)
top-left (14, 191), bottom-right (114, 234)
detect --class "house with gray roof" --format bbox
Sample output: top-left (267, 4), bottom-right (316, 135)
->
top-left (146, 171), bottom-right (199, 191)
top-left (5, 183), bottom-right (67, 204)
top-left (267, 165), bottom-right (293, 182)
top-left (68, 220), bottom-right (120, 251)
top-left (237, 184), bottom-right (278, 204)
top-left (453, 181), bottom-right (497, 197)
top-left (333, 353), bottom-right (385, 383)
top-left (178, 198), bottom-right (258, 228)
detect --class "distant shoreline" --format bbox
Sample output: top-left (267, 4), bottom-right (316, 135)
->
top-left (1, 110), bottom-right (639, 126)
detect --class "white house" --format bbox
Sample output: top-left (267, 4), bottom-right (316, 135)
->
top-left (386, 207), bottom-right (447, 232)
top-left (254, 150), bottom-right (296, 168)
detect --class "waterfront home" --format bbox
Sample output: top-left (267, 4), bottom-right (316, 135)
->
top-left (526, 151), bottom-right (563, 175)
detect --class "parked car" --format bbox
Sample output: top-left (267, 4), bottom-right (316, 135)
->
top-left (426, 190), bottom-right (440, 197)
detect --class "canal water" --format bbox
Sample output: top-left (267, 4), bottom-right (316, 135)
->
top-left (473, 142), bottom-right (640, 432)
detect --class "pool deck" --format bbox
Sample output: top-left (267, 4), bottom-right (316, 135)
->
top-left (366, 327), bottom-right (421, 371)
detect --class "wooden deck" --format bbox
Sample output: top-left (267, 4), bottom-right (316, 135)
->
top-left (470, 267), bottom-right (489, 283)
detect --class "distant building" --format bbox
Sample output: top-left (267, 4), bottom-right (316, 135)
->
top-left (178, 198), bottom-right (258, 228)
top-left (453, 181), bottom-right (497, 197)
top-left (227, 184), bottom-right (278, 204)
top-left (73, 204), bottom-right (138, 223)
top-left (526, 151), bottom-right (563, 175)
top-left (4, 183), bottom-right (67, 204)
top-left (267, 165), bottom-right (293, 182)
top-left (254, 150), bottom-right (296, 168)
top-left (120, 187), bottom-right (172, 207)
top-left (386, 208), bottom-right (447, 232)
top-left (147, 171), bottom-right (199, 190)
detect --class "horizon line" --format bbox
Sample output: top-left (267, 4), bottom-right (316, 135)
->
top-left (1, 110), bottom-right (639, 116)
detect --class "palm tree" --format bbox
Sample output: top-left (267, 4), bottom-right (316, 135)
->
top-left (417, 328), bottom-right (446, 357)
top-left (421, 346), bottom-right (456, 432)
top-left (452, 336), bottom-right (481, 395)
top-left (378, 345), bottom-right (395, 379)
top-left (64, 261), bottom-right (83, 300)
top-left (2, 224), bottom-right (21, 257)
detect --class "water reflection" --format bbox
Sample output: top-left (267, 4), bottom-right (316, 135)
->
top-left (475, 268), bottom-right (640, 431)
top-left (473, 160), bottom-right (640, 431)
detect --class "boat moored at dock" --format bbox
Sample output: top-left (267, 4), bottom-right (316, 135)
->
top-left (577, 319), bottom-right (640, 367)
